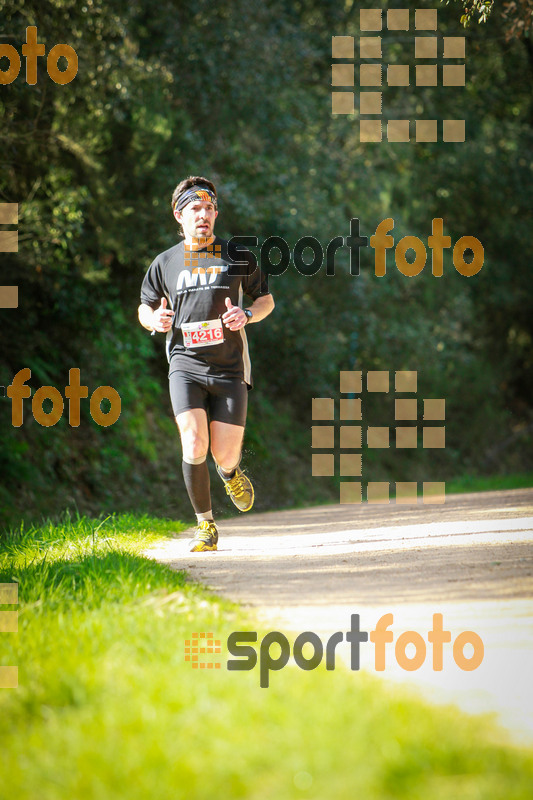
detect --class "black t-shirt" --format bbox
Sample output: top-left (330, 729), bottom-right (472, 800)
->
top-left (140, 236), bottom-right (270, 385)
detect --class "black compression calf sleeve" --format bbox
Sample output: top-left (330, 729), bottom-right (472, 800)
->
top-left (182, 456), bottom-right (212, 515)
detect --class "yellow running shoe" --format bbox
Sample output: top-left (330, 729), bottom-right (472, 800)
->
top-left (217, 465), bottom-right (254, 512)
top-left (189, 520), bottom-right (218, 552)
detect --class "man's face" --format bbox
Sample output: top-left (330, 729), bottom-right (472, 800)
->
top-left (174, 200), bottom-right (218, 243)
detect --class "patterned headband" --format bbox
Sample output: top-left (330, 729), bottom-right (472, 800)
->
top-left (174, 186), bottom-right (217, 212)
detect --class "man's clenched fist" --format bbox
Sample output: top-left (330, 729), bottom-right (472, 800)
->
top-left (152, 297), bottom-right (174, 333)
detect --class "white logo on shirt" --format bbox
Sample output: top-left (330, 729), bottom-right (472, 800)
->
top-left (177, 263), bottom-right (229, 291)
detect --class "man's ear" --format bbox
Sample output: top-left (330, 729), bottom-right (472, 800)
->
top-left (173, 208), bottom-right (181, 223)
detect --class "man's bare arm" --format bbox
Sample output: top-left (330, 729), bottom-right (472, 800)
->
top-left (246, 293), bottom-right (275, 324)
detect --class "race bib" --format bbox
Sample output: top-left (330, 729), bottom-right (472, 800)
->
top-left (181, 318), bottom-right (224, 348)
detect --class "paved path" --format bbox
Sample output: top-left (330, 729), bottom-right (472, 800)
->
top-left (144, 488), bottom-right (533, 742)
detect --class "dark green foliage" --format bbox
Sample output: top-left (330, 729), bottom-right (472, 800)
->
top-left (1, 0), bottom-right (531, 526)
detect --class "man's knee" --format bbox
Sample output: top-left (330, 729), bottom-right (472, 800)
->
top-left (210, 422), bottom-right (244, 467)
top-left (177, 427), bottom-right (209, 460)
top-left (211, 442), bottom-right (241, 470)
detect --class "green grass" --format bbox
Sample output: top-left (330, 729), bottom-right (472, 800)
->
top-left (1, 512), bottom-right (532, 799)
top-left (446, 473), bottom-right (533, 495)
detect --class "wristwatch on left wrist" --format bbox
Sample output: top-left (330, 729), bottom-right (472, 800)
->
top-left (244, 309), bottom-right (253, 324)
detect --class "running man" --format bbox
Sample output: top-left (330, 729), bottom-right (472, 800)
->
top-left (138, 176), bottom-right (274, 551)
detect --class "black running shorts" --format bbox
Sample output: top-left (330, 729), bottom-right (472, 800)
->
top-left (168, 370), bottom-right (248, 427)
